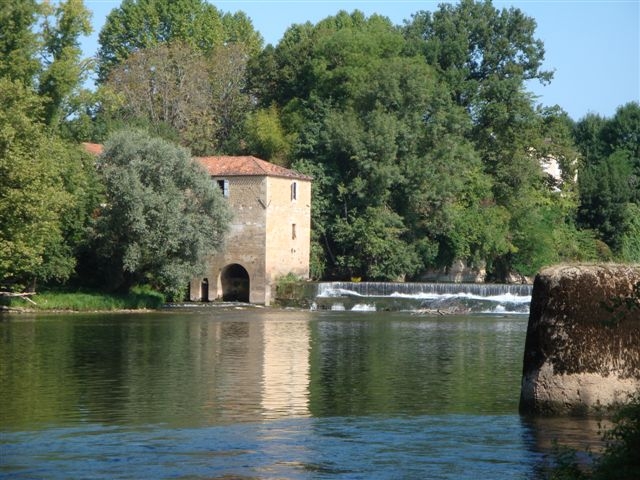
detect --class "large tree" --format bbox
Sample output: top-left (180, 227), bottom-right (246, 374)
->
top-left (404, 0), bottom-right (583, 278)
top-left (404, 0), bottom-right (552, 110)
top-left (97, 0), bottom-right (262, 82)
top-left (38, 0), bottom-right (93, 127)
top-left (102, 42), bottom-right (253, 155)
top-left (249, 7), bottom-right (575, 280)
top-left (0, 79), bottom-right (97, 291)
top-left (576, 102), bottom-right (640, 260)
top-left (0, 0), bottom-right (41, 85)
top-left (0, 1), bottom-right (97, 291)
top-left (0, 0), bottom-right (93, 129)
top-left (92, 130), bottom-right (231, 299)
top-left (249, 11), bottom-right (441, 279)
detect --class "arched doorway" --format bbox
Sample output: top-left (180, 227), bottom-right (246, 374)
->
top-left (221, 264), bottom-right (250, 302)
top-left (201, 278), bottom-right (209, 302)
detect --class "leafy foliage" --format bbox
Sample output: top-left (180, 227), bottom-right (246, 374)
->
top-left (247, 4), bottom-right (584, 280)
top-left (38, 0), bottom-right (93, 127)
top-left (0, 79), bottom-right (97, 290)
top-left (92, 130), bottom-right (231, 299)
top-left (97, 0), bottom-right (262, 82)
top-left (0, 0), bottom-right (93, 130)
top-left (575, 102), bottom-right (640, 257)
top-left (0, 1), bottom-right (41, 85)
top-left (2, 0), bottom-right (638, 295)
top-left (95, 1), bottom-right (260, 154)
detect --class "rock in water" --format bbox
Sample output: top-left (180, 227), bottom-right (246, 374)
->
top-left (519, 264), bottom-right (640, 416)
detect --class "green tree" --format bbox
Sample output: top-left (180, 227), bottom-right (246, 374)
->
top-left (332, 206), bottom-right (419, 280)
top-left (248, 5), bottom-right (586, 280)
top-left (0, 1), bottom-right (99, 291)
top-left (97, 0), bottom-right (262, 82)
top-left (578, 150), bottom-right (634, 252)
top-left (92, 130), bottom-right (231, 299)
top-left (602, 102), bottom-right (640, 167)
top-left (620, 203), bottom-right (640, 263)
top-left (0, 0), bottom-right (41, 85)
top-left (573, 113), bottom-right (608, 166)
top-left (102, 42), bottom-right (213, 153)
top-left (221, 11), bottom-right (263, 55)
top-left (0, 0), bottom-right (93, 130)
top-left (250, 11), bottom-right (441, 279)
top-left (404, 0), bottom-right (552, 110)
top-left (38, 0), bottom-right (92, 127)
top-left (0, 79), bottom-right (93, 290)
top-left (404, 0), bottom-right (582, 279)
top-left (399, 100), bottom-right (511, 272)
top-left (575, 103), bottom-right (640, 257)
top-left (244, 104), bottom-right (295, 165)
top-left (102, 41), bottom-right (253, 155)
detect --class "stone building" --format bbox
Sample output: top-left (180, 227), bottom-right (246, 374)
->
top-left (190, 156), bottom-right (312, 305)
top-left (81, 143), bottom-right (311, 305)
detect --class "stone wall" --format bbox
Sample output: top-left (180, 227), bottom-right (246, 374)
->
top-left (519, 264), bottom-right (640, 416)
top-left (420, 259), bottom-right (486, 283)
top-left (265, 177), bottom-right (311, 292)
top-left (191, 175), bottom-right (311, 305)
top-left (191, 176), bottom-right (268, 303)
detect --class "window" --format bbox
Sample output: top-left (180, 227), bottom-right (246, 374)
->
top-left (217, 179), bottom-right (229, 198)
top-left (292, 224), bottom-right (297, 240)
top-left (291, 181), bottom-right (297, 201)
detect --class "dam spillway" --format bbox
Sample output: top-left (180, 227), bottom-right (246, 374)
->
top-left (312, 281), bottom-right (532, 314)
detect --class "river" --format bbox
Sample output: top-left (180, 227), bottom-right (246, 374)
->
top-left (0, 307), bottom-right (602, 479)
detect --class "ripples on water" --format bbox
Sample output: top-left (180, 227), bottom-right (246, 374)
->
top-left (0, 309), bottom-right (602, 479)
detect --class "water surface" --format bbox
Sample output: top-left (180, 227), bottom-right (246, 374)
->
top-left (0, 308), bottom-right (601, 479)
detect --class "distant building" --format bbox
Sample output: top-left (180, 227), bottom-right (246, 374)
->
top-left (191, 156), bottom-right (312, 306)
top-left (82, 144), bottom-right (311, 305)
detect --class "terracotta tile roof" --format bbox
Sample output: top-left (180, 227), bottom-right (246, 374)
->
top-left (81, 143), bottom-right (310, 180)
top-left (196, 156), bottom-right (312, 180)
top-left (82, 142), bottom-right (103, 155)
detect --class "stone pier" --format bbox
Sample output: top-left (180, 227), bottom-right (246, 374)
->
top-left (519, 264), bottom-right (640, 416)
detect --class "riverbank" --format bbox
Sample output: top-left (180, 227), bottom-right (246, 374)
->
top-left (0, 287), bottom-right (165, 313)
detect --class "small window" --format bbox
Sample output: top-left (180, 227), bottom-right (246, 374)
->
top-left (217, 179), bottom-right (229, 198)
top-left (291, 181), bottom-right (297, 201)
top-left (292, 224), bottom-right (297, 240)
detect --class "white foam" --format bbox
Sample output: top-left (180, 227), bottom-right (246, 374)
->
top-left (389, 291), bottom-right (531, 304)
top-left (317, 288), bottom-right (363, 298)
top-left (351, 304), bottom-right (376, 312)
top-left (482, 305), bottom-right (529, 315)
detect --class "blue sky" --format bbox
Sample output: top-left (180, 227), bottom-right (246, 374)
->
top-left (81, 0), bottom-right (639, 120)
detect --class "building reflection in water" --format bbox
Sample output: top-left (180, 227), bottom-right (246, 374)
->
top-left (261, 320), bottom-right (311, 419)
top-left (196, 313), bottom-right (311, 425)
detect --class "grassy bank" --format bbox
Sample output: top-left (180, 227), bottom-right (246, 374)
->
top-left (0, 286), bottom-right (165, 312)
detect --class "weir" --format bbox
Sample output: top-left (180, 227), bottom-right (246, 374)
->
top-left (312, 282), bottom-right (533, 314)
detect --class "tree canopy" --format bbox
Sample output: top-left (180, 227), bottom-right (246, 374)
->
top-left (0, 0), bottom-right (99, 292)
top-left (575, 102), bottom-right (640, 262)
top-left (0, 0), bottom-right (92, 129)
top-left (2, 0), bottom-right (638, 295)
top-left (97, 0), bottom-right (262, 82)
top-left (0, 79), bottom-right (97, 290)
top-left (246, 5), bottom-right (588, 280)
top-left (92, 130), bottom-right (231, 299)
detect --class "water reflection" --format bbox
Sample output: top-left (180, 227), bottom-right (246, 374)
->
top-left (308, 313), bottom-right (526, 416)
top-left (262, 320), bottom-right (310, 419)
top-left (0, 310), bottom-right (314, 429)
top-left (522, 415), bottom-right (607, 453)
top-left (0, 309), bottom-right (606, 479)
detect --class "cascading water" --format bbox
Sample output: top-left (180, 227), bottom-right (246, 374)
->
top-left (312, 282), bottom-right (532, 314)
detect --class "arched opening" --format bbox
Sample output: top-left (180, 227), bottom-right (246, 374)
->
top-left (221, 264), bottom-right (250, 302)
top-left (201, 278), bottom-right (209, 302)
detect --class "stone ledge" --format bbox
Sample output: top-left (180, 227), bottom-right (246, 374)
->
top-left (519, 264), bottom-right (640, 416)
